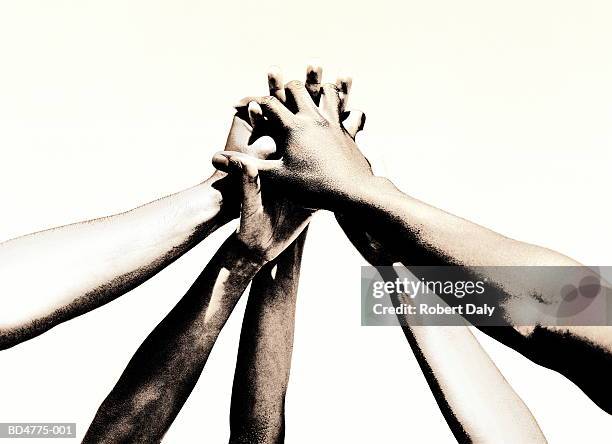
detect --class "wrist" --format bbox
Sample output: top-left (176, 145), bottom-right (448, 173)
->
top-left (341, 175), bottom-right (400, 211)
top-left (205, 170), bottom-right (240, 224)
top-left (218, 234), bottom-right (268, 275)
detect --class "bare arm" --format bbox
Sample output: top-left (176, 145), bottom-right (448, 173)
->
top-left (403, 323), bottom-right (546, 443)
top-left (367, 262), bottom-right (546, 443)
top-left (214, 79), bottom-right (612, 413)
top-left (84, 138), bottom-right (311, 443)
top-left (0, 113), bottom-right (270, 350)
top-left (0, 172), bottom-right (231, 349)
top-left (229, 229), bottom-right (308, 444)
top-left (82, 235), bottom-right (264, 443)
top-left (355, 180), bottom-right (612, 412)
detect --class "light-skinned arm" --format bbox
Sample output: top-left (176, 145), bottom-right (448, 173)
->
top-left (0, 114), bottom-right (273, 350)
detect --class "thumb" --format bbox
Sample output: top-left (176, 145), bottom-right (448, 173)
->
top-left (235, 158), bottom-right (262, 219)
top-left (212, 151), bottom-right (282, 175)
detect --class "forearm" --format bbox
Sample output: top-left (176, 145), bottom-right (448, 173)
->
top-left (352, 178), bottom-right (605, 328)
top-left (83, 234), bottom-right (262, 443)
top-left (229, 229), bottom-right (308, 444)
top-left (403, 324), bottom-right (546, 444)
top-left (353, 177), bottom-right (578, 267)
top-left (353, 178), bottom-right (612, 411)
top-left (0, 171), bottom-right (234, 349)
top-left (371, 265), bottom-right (545, 442)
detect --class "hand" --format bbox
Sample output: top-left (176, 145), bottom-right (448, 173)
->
top-left (239, 63), bottom-right (398, 265)
top-left (223, 113), bottom-right (275, 159)
top-left (229, 118), bottom-right (312, 263)
top-left (212, 78), bottom-right (377, 210)
top-left (209, 90), bottom-right (278, 219)
top-left (265, 63), bottom-right (366, 138)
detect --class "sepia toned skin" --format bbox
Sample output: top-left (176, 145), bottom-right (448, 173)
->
top-left (0, 111), bottom-right (273, 350)
top-left (229, 65), bottom-right (365, 444)
top-left (229, 228), bottom-right (308, 444)
top-left (404, 323), bottom-right (547, 443)
top-left (213, 82), bottom-right (612, 415)
top-left (0, 64), bottom-right (367, 352)
top-left (83, 143), bottom-right (311, 443)
top-left (224, 70), bottom-right (546, 443)
top-left (374, 267), bottom-right (546, 443)
top-left (84, 66), bottom-right (366, 443)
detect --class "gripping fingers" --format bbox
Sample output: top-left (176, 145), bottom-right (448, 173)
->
top-left (267, 66), bottom-right (286, 102)
top-left (284, 80), bottom-right (317, 114)
top-left (247, 101), bottom-right (264, 128)
top-left (236, 96), bottom-right (294, 127)
top-left (335, 76), bottom-right (352, 112)
top-left (212, 151), bottom-right (282, 175)
top-left (319, 83), bottom-right (342, 122)
top-left (235, 160), bottom-right (262, 219)
top-left (258, 95), bottom-right (295, 127)
top-left (305, 63), bottom-right (323, 104)
top-left (342, 110), bottom-right (366, 138)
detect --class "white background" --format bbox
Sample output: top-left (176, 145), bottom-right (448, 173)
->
top-left (1, 1), bottom-right (611, 442)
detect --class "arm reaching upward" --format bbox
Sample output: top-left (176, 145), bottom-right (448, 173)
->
top-left (229, 229), bottom-right (308, 444)
top-left (377, 264), bottom-right (546, 443)
top-left (0, 114), bottom-right (273, 350)
top-left (404, 323), bottom-right (546, 443)
top-left (212, 79), bottom-right (612, 413)
top-left (83, 124), bottom-right (311, 442)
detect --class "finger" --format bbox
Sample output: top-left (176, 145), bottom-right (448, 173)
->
top-left (247, 101), bottom-right (264, 128)
top-left (235, 159), bottom-right (262, 218)
top-left (335, 76), bottom-right (352, 111)
top-left (224, 115), bottom-right (252, 151)
top-left (284, 80), bottom-right (317, 114)
top-left (212, 151), bottom-right (282, 174)
top-left (318, 83), bottom-right (341, 122)
top-left (236, 96), bottom-right (294, 127)
top-left (258, 95), bottom-right (295, 127)
top-left (234, 96), bottom-right (261, 108)
top-left (305, 62), bottom-right (323, 104)
top-left (342, 110), bottom-right (366, 138)
top-left (267, 66), bottom-right (286, 102)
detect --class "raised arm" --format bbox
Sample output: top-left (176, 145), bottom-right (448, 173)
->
top-left (372, 264), bottom-right (546, 443)
top-left (212, 79), bottom-right (612, 413)
top-left (0, 115), bottom-right (271, 350)
top-left (83, 128), bottom-right (312, 443)
top-left (229, 229), bottom-right (308, 444)
top-left (403, 323), bottom-right (546, 443)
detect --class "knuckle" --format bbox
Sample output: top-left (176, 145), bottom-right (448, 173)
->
top-left (323, 83), bottom-right (340, 94)
top-left (286, 79), bottom-right (304, 90)
top-left (313, 116), bottom-right (330, 128)
top-left (260, 95), bottom-right (276, 107)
